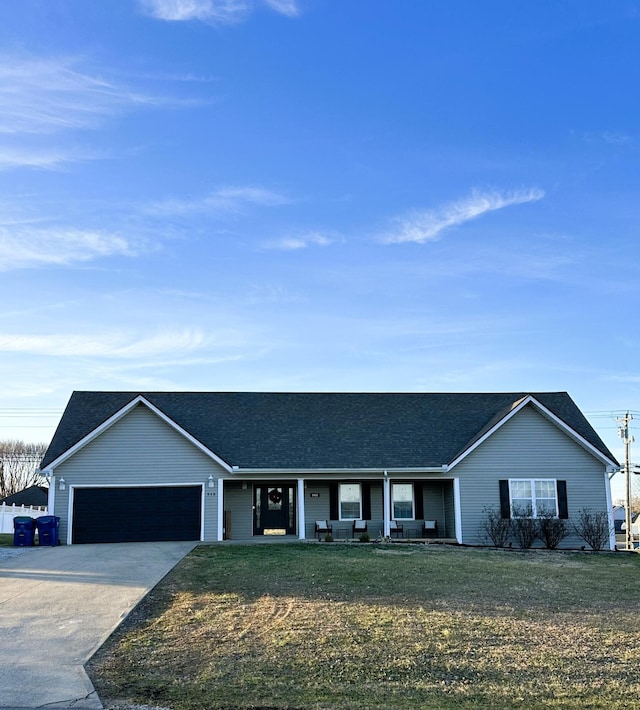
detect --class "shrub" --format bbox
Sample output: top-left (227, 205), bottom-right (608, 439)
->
top-left (573, 508), bottom-right (611, 551)
top-left (511, 506), bottom-right (538, 549)
top-left (481, 506), bottom-right (511, 547)
top-left (359, 532), bottom-right (370, 543)
top-left (324, 533), bottom-right (334, 543)
top-left (537, 513), bottom-right (568, 550)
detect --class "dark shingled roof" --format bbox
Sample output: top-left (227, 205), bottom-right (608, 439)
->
top-left (0, 485), bottom-right (48, 507)
top-left (40, 391), bottom-right (616, 470)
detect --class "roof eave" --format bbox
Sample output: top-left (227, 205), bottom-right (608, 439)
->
top-left (227, 466), bottom-right (449, 476)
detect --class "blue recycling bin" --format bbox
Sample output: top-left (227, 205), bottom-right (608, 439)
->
top-left (36, 515), bottom-right (60, 546)
top-left (13, 516), bottom-right (35, 547)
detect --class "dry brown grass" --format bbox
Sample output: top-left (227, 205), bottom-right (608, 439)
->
top-left (88, 543), bottom-right (640, 709)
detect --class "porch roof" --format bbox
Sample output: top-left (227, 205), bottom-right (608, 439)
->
top-left (41, 391), bottom-right (615, 471)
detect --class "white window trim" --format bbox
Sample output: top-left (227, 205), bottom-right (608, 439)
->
top-left (391, 482), bottom-right (415, 521)
top-left (509, 478), bottom-right (558, 519)
top-left (339, 482), bottom-right (362, 521)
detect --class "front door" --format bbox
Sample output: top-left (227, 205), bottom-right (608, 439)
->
top-left (253, 484), bottom-right (296, 535)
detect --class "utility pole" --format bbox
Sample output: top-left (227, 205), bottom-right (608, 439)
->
top-left (617, 412), bottom-right (634, 551)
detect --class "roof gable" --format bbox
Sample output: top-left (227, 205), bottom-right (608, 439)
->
top-left (40, 391), bottom-right (617, 471)
top-left (448, 395), bottom-right (617, 468)
top-left (43, 395), bottom-right (233, 472)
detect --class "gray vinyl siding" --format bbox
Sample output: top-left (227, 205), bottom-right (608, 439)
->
top-left (422, 481), bottom-right (450, 538)
top-left (303, 480), bottom-right (453, 540)
top-left (304, 484), bottom-right (384, 539)
top-left (51, 403), bottom-right (223, 543)
top-left (303, 481), bottom-right (386, 539)
top-left (300, 482), bottom-right (330, 539)
top-left (223, 482), bottom-right (254, 540)
top-left (367, 482), bottom-right (384, 539)
top-left (442, 484), bottom-right (456, 538)
top-left (455, 404), bottom-right (610, 547)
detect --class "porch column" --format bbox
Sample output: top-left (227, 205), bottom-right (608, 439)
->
top-left (217, 477), bottom-right (224, 542)
top-left (383, 472), bottom-right (391, 537)
top-left (453, 478), bottom-right (462, 544)
top-left (297, 478), bottom-right (306, 540)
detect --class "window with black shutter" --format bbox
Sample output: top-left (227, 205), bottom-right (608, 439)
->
top-left (500, 479), bottom-right (567, 519)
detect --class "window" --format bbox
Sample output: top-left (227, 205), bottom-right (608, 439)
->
top-left (510, 479), bottom-right (558, 518)
top-left (339, 483), bottom-right (361, 520)
top-left (392, 483), bottom-right (414, 520)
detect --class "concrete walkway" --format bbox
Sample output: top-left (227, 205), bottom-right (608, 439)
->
top-left (0, 542), bottom-right (196, 709)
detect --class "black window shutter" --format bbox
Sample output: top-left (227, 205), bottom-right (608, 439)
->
top-left (329, 483), bottom-right (339, 521)
top-left (362, 483), bottom-right (371, 520)
top-left (499, 480), bottom-right (510, 519)
top-left (414, 482), bottom-right (424, 520)
top-left (557, 480), bottom-right (568, 519)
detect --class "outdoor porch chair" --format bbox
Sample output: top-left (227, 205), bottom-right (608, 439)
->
top-left (352, 519), bottom-right (367, 537)
top-left (315, 520), bottom-right (333, 540)
top-left (389, 520), bottom-right (404, 538)
top-left (423, 520), bottom-right (438, 538)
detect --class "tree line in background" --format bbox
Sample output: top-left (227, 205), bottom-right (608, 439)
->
top-left (0, 440), bottom-right (48, 499)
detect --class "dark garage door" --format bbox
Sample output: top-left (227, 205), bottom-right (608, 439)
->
top-left (72, 486), bottom-right (202, 544)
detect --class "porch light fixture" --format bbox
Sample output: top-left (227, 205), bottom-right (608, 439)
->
top-left (59, 477), bottom-right (66, 491)
top-left (208, 475), bottom-right (215, 488)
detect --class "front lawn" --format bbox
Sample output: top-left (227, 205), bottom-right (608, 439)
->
top-left (88, 543), bottom-right (640, 710)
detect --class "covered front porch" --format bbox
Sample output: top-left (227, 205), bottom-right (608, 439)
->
top-left (217, 474), bottom-right (460, 543)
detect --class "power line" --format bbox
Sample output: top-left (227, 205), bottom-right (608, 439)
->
top-left (0, 411), bottom-right (61, 416)
top-left (0, 408), bottom-right (62, 412)
top-left (585, 411), bottom-right (640, 418)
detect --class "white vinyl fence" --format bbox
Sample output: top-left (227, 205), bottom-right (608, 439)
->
top-left (0, 503), bottom-right (48, 534)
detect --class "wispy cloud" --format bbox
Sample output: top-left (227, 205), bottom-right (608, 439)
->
top-left (0, 56), bottom-right (159, 136)
top-left (0, 147), bottom-right (94, 172)
top-left (0, 227), bottom-right (143, 270)
top-left (381, 188), bottom-right (545, 245)
top-left (215, 186), bottom-right (291, 206)
top-left (0, 329), bottom-right (210, 359)
top-left (263, 0), bottom-right (300, 17)
top-left (263, 231), bottom-right (334, 250)
top-left (146, 185), bottom-right (292, 216)
top-left (0, 54), bottom-right (194, 170)
top-left (582, 130), bottom-right (633, 147)
top-left (138, 0), bottom-right (300, 24)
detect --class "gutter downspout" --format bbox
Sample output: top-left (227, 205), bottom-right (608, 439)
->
top-left (46, 471), bottom-right (55, 518)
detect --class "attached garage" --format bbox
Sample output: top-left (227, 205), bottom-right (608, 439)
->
top-left (71, 485), bottom-right (203, 544)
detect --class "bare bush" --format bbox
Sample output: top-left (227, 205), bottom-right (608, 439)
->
top-left (481, 506), bottom-right (512, 547)
top-left (511, 506), bottom-right (538, 549)
top-left (573, 508), bottom-right (612, 551)
top-left (537, 513), bottom-right (568, 550)
top-left (0, 440), bottom-right (48, 499)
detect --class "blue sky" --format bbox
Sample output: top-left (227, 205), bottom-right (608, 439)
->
top-left (0, 1), bottom-right (639, 496)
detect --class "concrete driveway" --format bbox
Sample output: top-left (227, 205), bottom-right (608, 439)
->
top-left (0, 541), bottom-right (196, 709)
